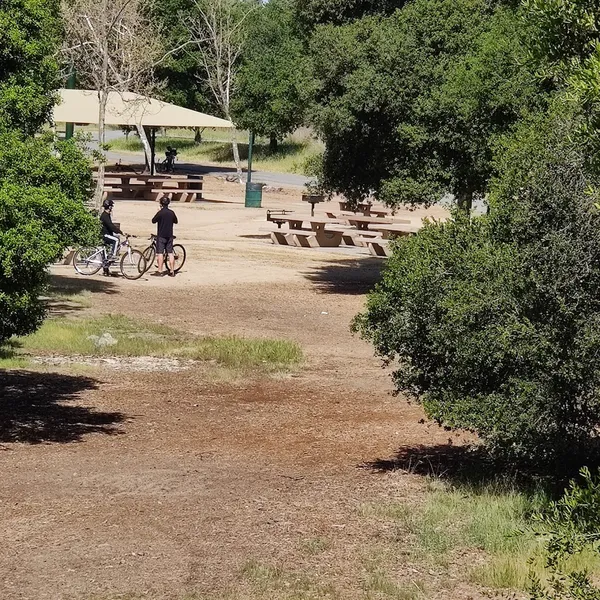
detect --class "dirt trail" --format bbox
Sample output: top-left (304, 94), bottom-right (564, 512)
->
top-left (0, 183), bottom-right (464, 600)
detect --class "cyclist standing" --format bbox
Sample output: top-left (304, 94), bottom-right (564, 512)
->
top-left (151, 195), bottom-right (178, 277)
top-left (100, 199), bottom-right (124, 276)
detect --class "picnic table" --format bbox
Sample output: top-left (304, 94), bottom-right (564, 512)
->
top-left (368, 223), bottom-right (422, 238)
top-left (338, 201), bottom-right (389, 217)
top-left (102, 173), bottom-right (203, 202)
top-left (344, 215), bottom-right (394, 230)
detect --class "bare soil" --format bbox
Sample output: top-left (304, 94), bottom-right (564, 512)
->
top-left (0, 180), bottom-right (479, 600)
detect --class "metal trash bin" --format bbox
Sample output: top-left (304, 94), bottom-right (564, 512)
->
top-left (245, 182), bottom-right (264, 208)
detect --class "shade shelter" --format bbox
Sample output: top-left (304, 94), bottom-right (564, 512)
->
top-left (52, 89), bottom-right (233, 174)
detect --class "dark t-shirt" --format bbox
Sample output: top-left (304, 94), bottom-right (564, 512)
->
top-left (100, 211), bottom-right (122, 236)
top-left (152, 207), bottom-right (178, 239)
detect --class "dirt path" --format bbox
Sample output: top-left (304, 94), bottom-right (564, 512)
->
top-left (0, 186), bottom-right (465, 600)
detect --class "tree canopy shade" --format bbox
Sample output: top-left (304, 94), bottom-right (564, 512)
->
top-left (0, 0), bottom-right (97, 345)
top-left (310, 0), bottom-right (542, 207)
top-left (0, 0), bottom-right (61, 135)
top-left (232, 0), bottom-right (313, 150)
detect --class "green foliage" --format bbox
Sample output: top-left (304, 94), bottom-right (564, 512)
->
top-left (0, 184), bottom-right (96, 343)
top-left (530, 468), bottom-right (600, 599)
top-left (354, 111), bottom-right (600, 464)
top-left (0, 0), bottom-right (97, 346)
top-left (294, 0), bottom-right (408, 31)
top-left (0, 131), bottom-right (95, 206)
top-left (231, 0), bottom-right (314, 146)
top-left (310, 0), bottom-right (541, 206)
top-left (0, 0), bottom-right (61, 134)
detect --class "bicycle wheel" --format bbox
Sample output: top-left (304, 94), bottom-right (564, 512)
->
top-left (120, 249), bottom-right (146, 280)
top-left (73, 247), bottom-right (103, 275)
top-left (142, 245), bottom-right (156, 273)
top-left (172, 244), bottom-right (186, 273)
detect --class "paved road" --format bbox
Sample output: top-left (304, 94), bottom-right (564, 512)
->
top-left (88, 131), bottom-right (313, 189)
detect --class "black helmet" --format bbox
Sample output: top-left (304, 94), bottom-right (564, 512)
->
top-left (159, 195), bottom-right (170, 207)
top-left (103, 199), bottom-right (114, 209)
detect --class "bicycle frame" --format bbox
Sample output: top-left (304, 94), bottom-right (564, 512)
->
top-left (85, 236), bottom-right (134, 267)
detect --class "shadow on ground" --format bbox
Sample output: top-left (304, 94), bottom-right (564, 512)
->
top-left (49, 273), bottom-right (119, 296)
top-left (0, 370), bottom-right (125, 444)
top-left (361, 443), bottom-right (598, 493)
top-left (304, 258), bottom-right (385, 295)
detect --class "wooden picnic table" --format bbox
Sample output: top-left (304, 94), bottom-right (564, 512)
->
top-left (338, 201), bottom-right (389, 217)
top-left (271, 216), bottom-right (341, 232)
top-left (103, 174), bottom-right (203, 202)
top-left (344, 215), bottom-right (394, 230)
top-left (369, 223), bottom-right (422, 238)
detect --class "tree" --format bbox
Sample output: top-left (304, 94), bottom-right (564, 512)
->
top-left (182, 0), bottom-right (257, 182)
top-left (0, 0), bottom-right (62, 134)
top-left (309, 0), bottom-right (541, 209)
top-left (0, 0), bottom-right (98, 345)
top-left (151, 0), bottom-right (220, 117)
top-left (231, 0), bottom-right (313, 152)
top-left (354, 108), bottom-right (600, 466)
top-left (294, 0), bottom-right (407, 32)
top-left (61, 0), bottom-right (164, 209)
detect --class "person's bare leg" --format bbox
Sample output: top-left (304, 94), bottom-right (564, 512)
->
top-left (168, 252), bottom-right (175, 275)
top-left (157, 253), bottom-right (165, 273)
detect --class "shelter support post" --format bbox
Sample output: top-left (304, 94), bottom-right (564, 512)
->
top-left (150, 128), bottom-right (156, 176)
top-left (65, 70), bottom-right (76, 140)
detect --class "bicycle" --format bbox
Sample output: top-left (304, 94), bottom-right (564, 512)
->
top-left (141, 234), bottom-right (186, 275)
top-left (156, 146), bottom-right (177, 173)
top-left (73, 235), bottom-right (147, 280)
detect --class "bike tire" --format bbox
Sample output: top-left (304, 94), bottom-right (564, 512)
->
top-left (120, 249), bottom-right (146, 280)
top-left (73, 247), bottom-right (103, 275)
top-left (142, 246), bottom-right (156, 273)
top-left (172, 244), bottom-right (186, 273)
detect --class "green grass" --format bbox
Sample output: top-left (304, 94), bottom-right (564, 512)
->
top-left (110, 131), bottom-right (323, 175)
top-left (363, 570), bottom-right (426, 600)
top-left (0, 344), bottom-right (30, 369)
top-left (359, 478), bottom-right (600, 592)
top-left (240, 559), bottom-right (338, 599)
top-left (9, 315), bottom-right (302, 373)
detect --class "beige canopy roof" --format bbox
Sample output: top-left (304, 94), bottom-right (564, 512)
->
top-left (53, 89), bottom-right (233, 129)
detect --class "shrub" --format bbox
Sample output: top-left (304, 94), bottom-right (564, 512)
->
top-left (354, 111), bottom-right (600, 466)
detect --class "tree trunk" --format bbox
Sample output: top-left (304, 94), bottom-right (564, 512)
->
top-left (137, 124), bottom-right (152, 171)
top-left (93, 89), bottom-right (109, 212)
top-left (194, 127), bottom-right (203, 145)
top-left (269, 134), bottom-right (278, 153)
top-left (457, 192), bottom-right (473, 214)
top-left (230, 127), bottom-right (243, 183)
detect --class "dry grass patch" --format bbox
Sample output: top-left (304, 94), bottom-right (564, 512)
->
top-left (8, 315), bottom-right (302, 374)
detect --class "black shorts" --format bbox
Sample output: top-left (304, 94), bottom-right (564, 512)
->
top-left (156, 236), bottom-right (174, 254)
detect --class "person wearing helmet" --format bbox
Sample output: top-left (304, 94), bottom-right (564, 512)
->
top-left (151, 195), bottom-right (178, 276)
top-left (100, 199), bottom-right (124, 276)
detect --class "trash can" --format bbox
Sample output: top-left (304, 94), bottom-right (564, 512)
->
top-left (245, 182), bottom-right (264, 208)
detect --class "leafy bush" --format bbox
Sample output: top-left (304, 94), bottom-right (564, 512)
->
top-left (0, 182), bottom-right (97, 343)
top-left (0, 0), bottom-right (97, 347)
top-left (354, 111), bottom-right (600, 465)
top-left (530, 467), bottom-right (600, 599)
